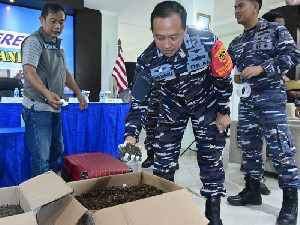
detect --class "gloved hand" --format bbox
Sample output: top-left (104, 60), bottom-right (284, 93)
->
top-left (118, 141), bottom-right (142, 163)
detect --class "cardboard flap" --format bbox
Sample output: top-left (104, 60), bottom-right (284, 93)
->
top-left (37, 195), bottom-right (87, 225)
top-left (286, 80), bottom-right (300, 90)
top-left (93, 189), bottom-right (209, 225)
top-left (0, 186), bottom-right (19, 205)
top-left (141, 172), bottom-right (184, 192)
top-left (0, 211), bottom-right (37, 225)
top-left (18, 171), bottom-right (73, 213)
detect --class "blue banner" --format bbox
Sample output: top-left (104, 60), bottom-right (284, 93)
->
top-left (0, 3), bottom-right (74, 83)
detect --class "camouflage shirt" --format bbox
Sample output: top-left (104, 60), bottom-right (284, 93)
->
top-left (228, 18), bottom-right (300, 104)
top-left (125, 28), bottom-right (232, 139)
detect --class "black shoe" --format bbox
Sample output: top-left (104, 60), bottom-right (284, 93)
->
top-left (205, 196), bottom-right (223, 225)
top-left (153, 170), bottom-right (174, 182)
top-left (277, 188), bottom-right (298, 225)
top-left (141, 157), bottom-right (154, 168)
top-left (227, 176), bottom-right (262, 206)
top-left (260, 182), bottom-right (271, 195)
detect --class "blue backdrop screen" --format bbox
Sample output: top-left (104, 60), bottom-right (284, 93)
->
top-left (0, 3), bottom-right (74, 83)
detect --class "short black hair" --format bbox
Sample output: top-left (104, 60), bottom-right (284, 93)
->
top-left (262, 11), bottom-right (284, 22)
top-left (41, 2), bottom-right (65, 19)
top-left (249, 0), bottom-right (262, 10)
top-left (150, 1), bottom-right (187, 31)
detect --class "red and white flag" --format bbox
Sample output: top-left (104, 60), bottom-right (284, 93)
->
top-left (112, 47), bottom-right (128, 94)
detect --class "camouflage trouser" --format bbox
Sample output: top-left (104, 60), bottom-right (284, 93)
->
top-left (152, 109), bottom-right (226, 197)
top-left (143, 101), bottom-right (160, 152)
top-left (238, 102), bottom-right (300, 189)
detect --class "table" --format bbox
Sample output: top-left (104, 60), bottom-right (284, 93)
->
top-left (0, 127), bottom-right (30, 187)
top-left (0, 103), bottom-right (130, 187)
top-left (61, 103), bottom-right (130, 158)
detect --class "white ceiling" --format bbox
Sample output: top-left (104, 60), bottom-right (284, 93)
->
top-left (84, 0), bottom-right (286, 52)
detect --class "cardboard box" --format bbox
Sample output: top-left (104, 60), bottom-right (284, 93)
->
top-left (0, 171), bottom-right (73, 225)
top-left (36, 195), bottom-right (86, 225)
top-left (0, 211), bottom-right (37, 225)
top-left (64, 171), bottom-right (209, 225)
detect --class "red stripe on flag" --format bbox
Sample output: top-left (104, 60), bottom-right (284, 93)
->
top-left (112, 69), bottom-right (127, 89)
top-left (112, 47), bottom-right (128, 94)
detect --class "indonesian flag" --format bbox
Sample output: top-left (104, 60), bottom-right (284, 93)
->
top-left (112, 47), bottom-right (128, 94)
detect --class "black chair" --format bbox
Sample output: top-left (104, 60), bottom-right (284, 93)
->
top-left (0, 77), bottom-right (23, 98)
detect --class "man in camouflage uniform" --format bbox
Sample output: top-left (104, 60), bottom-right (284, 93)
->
top-left (124, 1), bottom-right (232, 224)
top-left (227, 1), bottom-right (300, 224)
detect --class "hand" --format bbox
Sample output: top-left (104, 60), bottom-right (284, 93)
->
top-left (288, 91), bottom-right (300, 98)
top-left (295, 106), bottom-right (300, 118)
top-left (286, 0), bottom-right (300, 5)
top-left (44, 92), bottom-right (63, 110)
top-left (118, 137), bottom-right (142, 162)
top-left (77, 93), bottom-right (88, 110)
top-left (216, 112), bottom-right (231, 133)
top-left (125, 136), bottom-right (137, 144)
top-left (241, 66), bottom-right (264, 79)
top-left (234, 75), bottom-right (241, 84)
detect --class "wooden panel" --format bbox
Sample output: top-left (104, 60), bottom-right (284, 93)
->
top-left (75, 7), bottom-right (102, 102)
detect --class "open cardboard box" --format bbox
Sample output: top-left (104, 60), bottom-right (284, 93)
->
top-left (42, 171), bottom-right (208, 225)
top-left (0, 171), bottom-right (73, 225)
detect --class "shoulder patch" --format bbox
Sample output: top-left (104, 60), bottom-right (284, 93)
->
top-left (280, 29), bottom-right (292, 40)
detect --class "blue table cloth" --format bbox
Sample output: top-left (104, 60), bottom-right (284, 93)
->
top-left (0, 127), bottom-right (31, 187)
top-left (0, 103), bottom-right (130, 187)
top-left (0, 103), bottom-right (22, 128)
top-left (61, 103), bottom-right (130, 158)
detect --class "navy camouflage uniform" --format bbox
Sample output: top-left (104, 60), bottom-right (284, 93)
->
top-left (228, 18), bottom-right (300, 189)
top-left (142, 86), bottom-right (160, 153)
top-left (125, 28), bottom-right (232, 196)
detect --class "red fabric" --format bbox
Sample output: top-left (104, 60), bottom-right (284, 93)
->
top-left (210, 40), bottom-right (233, 77)
top-left (112, 47), bottom-right (129, 94)
top-left (63, 153), bottom-right (130, 181)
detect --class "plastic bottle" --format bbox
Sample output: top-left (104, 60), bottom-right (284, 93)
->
top-left (236, 82), bottom-right (251, 98)
top-left (99, 90), bottom-right (105, 103)
top-left (81, 90), bottom-right (86, 99)
top-left (14, 88), bottom-right (19, 97)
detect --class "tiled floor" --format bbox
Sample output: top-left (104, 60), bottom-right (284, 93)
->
top-left (137, 133), bottom-right (300, 225)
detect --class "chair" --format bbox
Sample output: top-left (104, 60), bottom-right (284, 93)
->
top-left (0, 77), bottom-right (23, 97)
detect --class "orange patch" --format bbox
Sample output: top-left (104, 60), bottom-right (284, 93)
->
top-left (210, 40), bottom-right (233, 77)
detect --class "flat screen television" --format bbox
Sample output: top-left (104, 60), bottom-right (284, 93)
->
top-left (0, 2), bottom-right (74, 92)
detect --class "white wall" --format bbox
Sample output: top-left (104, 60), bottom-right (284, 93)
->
top-left (118, 0), bottom-right (160, 63)
top-left (100, 11), bottom-right (119, 91)
top-left (192, 0), bottom-right (214, 30)
top-left (84, 0), bottom-right (119, 92)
